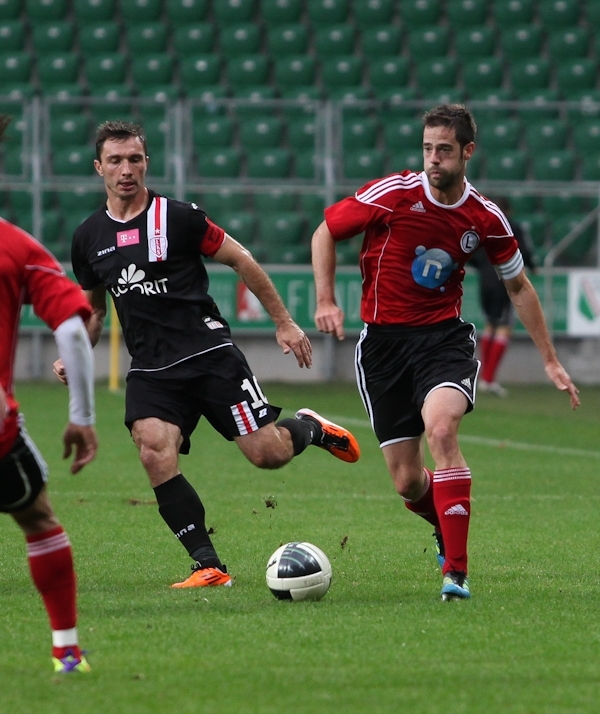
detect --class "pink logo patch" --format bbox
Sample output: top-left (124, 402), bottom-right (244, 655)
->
top-left (117, 228), bottom-right (140, 247)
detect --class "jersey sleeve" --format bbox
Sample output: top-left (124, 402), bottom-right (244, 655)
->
top-left (71, 223), bottom-right (102, 290)
top-left (23, 232), bottom-right (91, 331)
top-left (188, 204), bottom-right (226, 257)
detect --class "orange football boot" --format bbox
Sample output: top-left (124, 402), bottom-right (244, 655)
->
top-left (295, 408), bottom-right (360, 463)
top-left (171, 564), bottom-right (232, 588)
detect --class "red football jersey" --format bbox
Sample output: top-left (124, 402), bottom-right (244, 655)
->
top-left (0, 218), bottom-right (91, 458)
top-left (325, 171), bottom-right (521, 326)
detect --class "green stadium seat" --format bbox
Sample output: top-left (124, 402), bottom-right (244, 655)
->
top-left (280, 86), bottom-right (322, 108)
top-left (214, 0), bottom-right (256, 23)
top-left (39, 209), bottom-right (63, 245)
top-left (0, 20), bottom-right (24, 50)
top-left (142, 115), bottom-right (169, 149)
top-left (52, 146), bottom-right (95, 175)
top-left (293, 149), bottom-right (319, 179)
top-left (186, 85), bottom-right (229, 108)
top-left (586, 0), bottom-right (600, 24)
top-left (78, 22), bottom-right (120, 56)
top-left (388, 149), bottom-right (423, 173)
top-left (572, 120), bottom-right (600, 153)
top-left (321, 56), bottom-right (364, 91)
top-left (524, 120), bottom-right (568, 151)
top-left (360, 26), bottom-right (401, 57)
top-left (226, 55), bottom-right (269, 90)
top-left (556, 60), bottom-right (597, 93)
top-left (261, 0), bottom-right (302, 25)
top-left (383, 118), bottom-right (424, 150)
top-left (138, 86), bottom-right (179, 116)
top-left (462, 58), bottom-right (504, 91)
top-left (416, 58), bottom-right (458, 90)
top-left (307, 0), bottom-right (349, 25)
top-left (329, 87), bottom-right (371, 115)
top-left (0, 52), bottom-right (32, 86)
top-left (500, 25), bottom-right (544, 59)
top-left (239, 116), bottom-right (284, 148)
top-left (198, 148), bottom-right (243, 178)
top-left (180, 55), bottom-right (222, 87)
top-left (515, 89), bottom-right (560, 120)
top-left (375, 87), bottom-right (419, 116)
top-left (43, 84), bottom-right (84, 118)
top-left (581, 153), bottom-right (600, 181)
top-left (88, 85), bottom-right (135, 124)
top-left (298, 192), bottom-right (324, 219)
top-left (344, 149), bottom-right (385, 180)
top-left (263, 243), bottom-right (311, 265)
top-left (548, 27), bottom-right (590, 59)
top-left (342, 117), bottom-right (378, 150)
top-left (258, 211), bottom-right (305, 245)
top-left (408, 26), bottom-right (450, 59)
top-left (538, 0), bottom-right (580, 28)
top-left (121, 0), bottom-right (162, 22)
top-left (219, 211), bottom-right (256, 245)
top-left (400, 0), bottom-right (441, 27)
top-left (369, 57), bottom-right (410, 91)
top-left (253, 189), bottom-right (296, 213)
top-left (508, 194), bottom-right (538, 214)
top-left (315, 25), bottom-right (356, 57)
top-left (73, 0), bottom-right (115, 22)
top-left (9, 189), bottom-right (55, 211)
top-left (1, 143), bottom-right (27, 175)
top-left (131, 54), bottom-right (174, 89)
top-left (550, 214), bottom-right (594, 264)
top-left (492, 0), bottom-right (534, 26)
top-left (63, 209), bottom-right (95, 241)
top-left (446, 0), bottom-right (488, 27)
top-left (274, 56), bottom-right (316, 89)
top-left (485, 149), bottom-right (528, 179)
top-left (518, 213), bottom-right (548, 252)
top-left (532, 150), bottom-right (576, 181)
top-left (466, 150), bottom-right (482, 179)
top-left (232, 86), bottom-right (278, 117)
top-left (422, 88), bottom-right (466, 105)
top-left (353, 0), bottom-right (395, 25)
top-left (220, 23), bottom-right (261, 56)
top-left (32, 21), bottom-right (74, 53)
top-left (166, 0), bottom-right (207, 24)
top-left (469, 88), bottom-right (513, 120)
top-left (57, 187), bottom-right (104, 212)
top-left (49, 114), bottom-right (90, 148)
top-left (454, 26), bottom-right (495, 59)
top-left (84, 53), bottom-right (127, 90)
top-left (478, 119), bottom-right (521, 150)
top-left (267, 24), bottom-right (308, 56)
top-left (287, 117), bottom-right (316, 150)
top-left (509, 59), bottom-right (551, 92)
top-left (126, 23), bottom-right (168, 55)
top-left (563, 89), bottom-right (600, 121)
top-left (199, 190), bottom-right (247, 222)
top-left (247, 148), bottom-right (292, 178)
top-left (26, 0), bottom-right (67, 20)
top-left (0, 0), bottom-right (21, 19)
top-left (37, 53), bottom-right (79, 89)
top-left (172, 24), bottom-right (215, 55)
top-left (541, 194), bottom-right (586, 217)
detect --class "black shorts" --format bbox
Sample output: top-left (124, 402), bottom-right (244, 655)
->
top-left (480, 284), bottom-right (513, 327)
top-left (355, 319), bottom-right (480, 446)
top-left (125, 344), bottom-right (281, 454)
top-left (0, 430), bottom-right (48, 513)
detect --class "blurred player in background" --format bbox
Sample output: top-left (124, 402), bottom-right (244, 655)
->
top-left (471, 197), bottom-right (536, 397)
top-left (310, 104), bottom-right (579, 602)
top-left (54, 120), bottom-right (359, 590)
top-left (0, 114), bottom-right (97, 673)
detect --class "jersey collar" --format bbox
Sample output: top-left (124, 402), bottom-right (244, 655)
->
top-left (421, 172), bottom-right (471, 209)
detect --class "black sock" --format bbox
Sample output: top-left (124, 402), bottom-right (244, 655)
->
top-left (153, 474), bottom-right (223, 569)
top-left (276, 418), bottom-right (316, 456)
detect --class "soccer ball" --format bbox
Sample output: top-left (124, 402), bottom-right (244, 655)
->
top-left (266, 542), bottom-right (332, 601)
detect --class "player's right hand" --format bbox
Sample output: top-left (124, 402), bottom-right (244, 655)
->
top-left (62, 423), bottom-right (98, 474)
top-left (53, 358), bottom-right (68, 385)
top-left (315, 303), bottom-right (346, 341)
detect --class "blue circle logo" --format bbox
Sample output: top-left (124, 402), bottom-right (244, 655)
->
top-left (411, 246), bottom-right (458, 289)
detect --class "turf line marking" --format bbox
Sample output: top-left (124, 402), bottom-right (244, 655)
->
top-left (325, 415), bottom-right (600, 460)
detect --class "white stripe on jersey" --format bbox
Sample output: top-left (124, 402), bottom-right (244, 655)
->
top-left (470, 190), bottom-right (513, 237)
top-left (496, 249), bottom-right (524, 280)
top-left (356, 173), bottom-right (422, 209)
top-left (231, 400), bottom-right (259, 435)
top-left (147, 195), bottom-right (168, 262)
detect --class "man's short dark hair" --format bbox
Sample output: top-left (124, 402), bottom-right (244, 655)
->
top-left (95, 120), bottom-right (147, 161)
top-left (423, 104), bottom-right (477, 149)
top-left (0, 114), bottom-right (12, 144)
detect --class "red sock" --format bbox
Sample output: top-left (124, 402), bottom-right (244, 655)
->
top-left (433, 467), bottom-right (471, 574)
top-left (479, 332), bottom-right (492, 378)
top-left (482, 335), bottom-right (509, 383)
top-left (26, 525), bottom-right (79, 657)
top-left (404, 468), bottom-right (440, 530)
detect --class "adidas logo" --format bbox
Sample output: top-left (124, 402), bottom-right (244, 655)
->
top-left (445, 504), bottom-right (469, 516)
top-left (461, 377), bottom-right (471, 388)
top-left (410, 201), bottom-right (426, 213)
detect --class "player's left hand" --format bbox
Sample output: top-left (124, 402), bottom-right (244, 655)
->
top-left (545, 361), bottom-right (580, 410)
top-left (62, 423), bottom-right (98, 474)
top-left (276, 322), bottom-right (313, 368)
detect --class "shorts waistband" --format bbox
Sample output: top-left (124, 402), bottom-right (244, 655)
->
top-left (366, 318), bottom-right (464, 337)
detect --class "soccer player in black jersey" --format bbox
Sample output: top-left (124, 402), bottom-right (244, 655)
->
top-left (54, 120), bottom-right (360, 588)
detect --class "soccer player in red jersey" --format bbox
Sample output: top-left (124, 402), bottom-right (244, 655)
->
top-left (310, 104), bottom-right (580, 601)
top-left (0, 114), bottom-right (98, 671)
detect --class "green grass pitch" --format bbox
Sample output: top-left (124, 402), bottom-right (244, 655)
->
top-left (1, 381), bottom-right (600, 714)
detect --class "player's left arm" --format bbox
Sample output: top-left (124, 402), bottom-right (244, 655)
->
top-left (212, 234), bottom-right (312, 368)
top-left (0, 384), bottom-right (7, 431)
top-left (503, 270), bottom-right (580, 409)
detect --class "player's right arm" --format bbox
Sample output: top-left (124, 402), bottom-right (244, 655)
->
top-left (311, 220), bottom-right (345, 341)
top-left (0, 384), bottom-right (7, 431)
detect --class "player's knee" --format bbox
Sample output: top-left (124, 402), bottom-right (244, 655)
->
top-left (426, 421), bottom-right (458, 453)
top-left (246, 448), bottom-right (288, 470)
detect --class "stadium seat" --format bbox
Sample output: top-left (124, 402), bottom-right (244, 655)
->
top-left (263, 243), bottom-right (311, 265)
top-left (62, 209), bottom-right (92, 241)
top-left (37, 53), bottom-right (79, 89)
top-left (44, 84), bottom-right (84, 118)
top-left (329, 87), bottom-right (371, 116)
top-left (10, 189), bottom-right (55, 211)
top-left (197, 148), bottom-right (243, 178)
top-left (532, 150), bottom-right (576, 181)
top-left (298, 192), bottom-right (324, 219)
top-left (500, 25), bottom-right (544, 59)
top-left (78, 22), bottom-right (120, 56)
top-left (131, 55), bottom-right (174, 89)
top-left (541, 194), bottom-right (586, 217)
top-left (515, 89), bottom-right (560, 120)
top-left (342, 117), bottom-right (379, 150)
top-left (49, 114), bottom-right (90, 148)
top-left (253, 189), bottom-right (296, 213)
top-left (57, 187), bottom-right (104, 212)
top-left (232, 86), bottom-right (278, 117)
top-left (0, 0), bottom-right (21, 19)
top-left (314, 25), bottom-right (356, 57)
top-left (172, 24), bottom-right (214, 55)
top-left (563, 89), bottom-right (600, 121)
top-left (469, 88), bottom-right (513, 120)
top-left (492, 0), bottom-right (534, 26)
top-left (353, 0), bottom-right (395, 25)
top-left (556, 60), bottom-right (597, 93)
top-left (508, 194), bottom-right (538, 214)
top-left (1, 144), bottom-right (27, 175)
top-left (219, 211), bottom-right (256, 244)
top-left (126, 23), bottom-right (168, 55)
top-left (165, 0), bottom-right (208, 24)
top-left (343, 149), bottom-right (385, 179)
top-left (509, 59), bottom-right (551, 92)
top-left (26, 0), bottom-right (67, 20)
top-left (446, 0), bottom-right (488, 27)
top-left (142, 115), bottom-right (169, 149)
top-left (306, 0), bottom-right (349, 26)
top-left (52, 147), bottom-right (95, 175)
top-left (548, 27), bottom-right (590, 59)
top-left (550, 214), bottom-right (594, 264)
top-left (247, 148), bottom-right (292, 178)
top-left (524, 120), bottom-right (568, 151)
top-left (572, 120), bottom-right (600, 153)
top-left (400, 0), bottom-right (442, 27)
top-left (0, 19), bottom-right (25, 50)
top-left (374, 87), bottom-right (419, 116)
top-left (538, 0), bottom-right (581, 28)
top-left (0, 52), bottom-right (32, 86)
top-left (186, 85), bottom-right (228, 110)
top-left (484, 149), bottom-right (529, 179)
top-left (466, 150), bottom-right (482, 179)
top-left (239, 116), bottom-right (284, 148)
top-left (274, 56), bottom-right (316, 89)
top-left (518, 213), bottom-right (548, 254)
top-left (267, 24), bottom-right (308, 56)
top-left (88, 85), bottom-right (135, 124)
top-left (478, 119), bottom-right (521, 150)
top-left (462, 58), bottom-right (504, 90)
top-left (84, 53), bottom-right (127, 90)
top-left (214, 0), bottom-right (256, 23)
top-left (138, 86), bottom-right (179, 116)
top-left (586, 0), bottom-right (600, 24)
top-left (454, 26), bottom-right (496, 59)
top-left (382, 118), bottom-right (424, 150)
top-left (416, 58), bottom-right (458, 90)
top-left (408, 26), bottom-right (450, 59)
top-left (422, 88), bottom-right (466, 105)
top-left (321, 57), bottom-right (364, 92)
top-left (361, 26), bottom-right (402, 57)
top-left (581, 153), bottom-right (600, 181)
top-left (287, 117), bottom-right (317, 150)
top-left (220, 23), bottom-right (261, 56)
top-left (121, 0), bottom-right (162, 22)
top-left (261, 0), bottom-right (302, 25)
top-left (199, 189), bottom-right (246, 220)
top-left (369, 57), bottom-right (410, 91)
top-left (180, 55), bottom-right (222, 87)
top-left (73, 0), bottom-right (116, 22)
top-left (388, 149), bottom-right (423, 173)
top-left (293, 149), bottom-right (320, 179)
top-left (258, 212), bottom-right (305, 245)
top-left (32, 21), bottom-right (74, 53)
top-left (226, 55), bottom-right (269, 90)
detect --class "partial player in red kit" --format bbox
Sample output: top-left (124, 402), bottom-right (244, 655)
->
top-left (0, 114), bottom-right (98, 672)
top-left (310, 104), bottom-right (579, 601)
